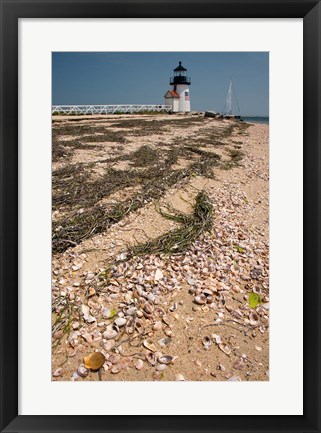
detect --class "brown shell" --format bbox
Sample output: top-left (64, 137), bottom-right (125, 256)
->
top-left (83, 352), bottom-right (105, 370)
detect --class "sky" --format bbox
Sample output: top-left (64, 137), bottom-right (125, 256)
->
top-left (52, 52), bottom-right (269, 116)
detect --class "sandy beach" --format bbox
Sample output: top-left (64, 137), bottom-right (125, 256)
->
top-left (52, 114), bottom-right (269, 381)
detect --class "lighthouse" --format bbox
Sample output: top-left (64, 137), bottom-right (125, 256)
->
top-left (164, 61), bottom-right (191, 112)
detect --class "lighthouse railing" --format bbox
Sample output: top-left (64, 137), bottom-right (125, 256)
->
top-left (52, 105), bottom-right (172, 115)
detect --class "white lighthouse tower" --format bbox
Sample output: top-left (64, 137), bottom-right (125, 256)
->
top-left (164, 61), bottom-right (191, 112)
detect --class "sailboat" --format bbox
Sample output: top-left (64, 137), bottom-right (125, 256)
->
top-left (222, 81), bottom-right (241, 120)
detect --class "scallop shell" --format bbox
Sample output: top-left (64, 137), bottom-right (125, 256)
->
top-left (77, 364), bottom-right (89, 378)
top-left (83, 352), bottom-right (105, 370)
top-left (143, 339), bottom-right (157, 352)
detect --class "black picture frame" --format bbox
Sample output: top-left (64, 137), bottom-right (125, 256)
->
top-left (1, 1), bottom-right (320, 432)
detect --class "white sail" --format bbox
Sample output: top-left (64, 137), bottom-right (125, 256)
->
top-left (223, 80), bottom-right (240, 116)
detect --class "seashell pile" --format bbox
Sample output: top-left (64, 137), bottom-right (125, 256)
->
top-left (52, 133), bottom-right (270, 382)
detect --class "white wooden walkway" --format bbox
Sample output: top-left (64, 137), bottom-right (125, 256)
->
top-left (52, 104), bottom-right (172, 115)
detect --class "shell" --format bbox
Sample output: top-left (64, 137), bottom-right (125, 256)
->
top-left (164, 328), bottom-right (173, 337)
top-left (81, 304), bottom-right (96, 323)
top-left (135, 359), bottom-right (144, 370)
top-left (219, 343), bottom-right (232, 355)
top-left (135, 319), bottom-right (144, 333)
top-left (156, 364), bottom-right (167, 371)
top-left (158, 355), bottom-right (176, 365)
top-left (202, 336), bottom-right (212, 348)
top-left (143, 338), bottom-right (157, 352)
top-left (249, 311), bottom-right (259, 326)
top-left (77, 364), bottom-right (89, 378)
top-left (194, 294), bottom-right (207, 305)
top-left (145, 352), bottom-right (157, 366)
top-left (114, 317), bottom-right (126, 327)
top-left (202, 288), bottom-right (213, 297)
top-left (103, 325), bottom-right (119, 340)
top-left (103, 340), bottom-right (115, 351)
top-left (53, 368), bottom-right (63, 377)
top-left (109, 354), bottom-right (121, 364)
top-left (87, 287), bottom-right (96, 297)
top-left (153, 321), bottom-right (163, 331)
top-left (102, 308), bottom-right (114, 319)
top-left (83, 352), bottom-right (105, 370)
top-left (211, 334), bottom-right (222, 345)
top-left (169, 302), bottom-right (178, 312)
top-left (154, 269), bottom-right (163, 281)
top-left (125, 307), bottom-right (137, 316)
top-left (162, 315), bottom-right (172, 327)
top-left (233, 357), bottom-right (244, 370)
top-left (175, 373), bottom-right (185, 381)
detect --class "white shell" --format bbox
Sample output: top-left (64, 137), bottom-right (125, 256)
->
top-left (211, 334), bottom-right (222, 345)
top-left (145, 352), bottom-right (157, 366)
top-left (77, 364), bottom-right (89, 378)
top-left (202, 336), bottom-right (212, 348)
top-left (219, 343), bottom-right (232, 355)
top-left (135, 359), bottom-right (144, 370)
top-left (81, 304), bottom-right (96, 323)
top-left (103, 325), bottom-right (119, 340)
top-left (194, 294), bottom-right (207, 305)
top-left (156, 364), bottom-right (167, 371)
top-left (154, 269), bottom-right (163, 281)
top-left (175, 373), bottom-right (185, 381)
top-left (53, 368), bottom-right (63, 377)
top-left (158, 355), bottom-right (176, 365)
top-left (153, 321), bottom-right (163, 331)
top-left (103, 340), bottom-right (115, 351)
top-left (115, 317), bottom-right (126, 327)
top-left (143, 339), bottom-right (157, 352)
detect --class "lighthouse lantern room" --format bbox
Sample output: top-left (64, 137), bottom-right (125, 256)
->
top-left (164, 61), bottom-right (191, 112)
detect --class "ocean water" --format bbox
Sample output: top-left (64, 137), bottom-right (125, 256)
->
top-left (242, 116), bottom-right (269, 125)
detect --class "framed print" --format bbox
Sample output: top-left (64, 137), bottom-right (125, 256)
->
top-left (0, 1), bottom-right (320, 433)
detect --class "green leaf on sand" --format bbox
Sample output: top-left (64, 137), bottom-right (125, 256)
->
top-left (109, 309), bottom-right (116, 318)
top-left (248, 292), bottom-right (261, 309)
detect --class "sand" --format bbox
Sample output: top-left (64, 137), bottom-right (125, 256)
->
top-left (52, 114), bottom-right (269, 382)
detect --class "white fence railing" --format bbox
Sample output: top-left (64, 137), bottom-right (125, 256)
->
top-left (52, 105), bottom-right (172, 115)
